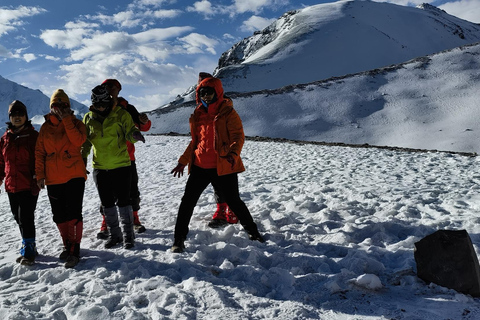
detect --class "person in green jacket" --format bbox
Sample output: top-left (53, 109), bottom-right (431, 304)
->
top-left (81, 85), bottom-right (145, 249)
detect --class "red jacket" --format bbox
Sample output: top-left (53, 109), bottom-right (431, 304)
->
top-left (0, 124), bottom-right (40, 194)
top-left (178, 77), bottom-right (245, 176)
top-left (118, 97), bottom-right (151, 161)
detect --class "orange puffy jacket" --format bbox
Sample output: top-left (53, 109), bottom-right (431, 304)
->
top-left (35, 114), bottom-right (87, 185)
top-left (178, 77), bottom-right (245, 176)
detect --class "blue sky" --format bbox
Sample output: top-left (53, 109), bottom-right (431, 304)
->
top-left (0, 0), bottom-right (479, 111)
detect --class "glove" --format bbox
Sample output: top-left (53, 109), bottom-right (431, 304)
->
top-left (220, 154), bottom-right (235, 169)
top-left (133, 131), bottom-right (145, 143)
top-left (171, 163), bottom-right (186, 178)
top-left (139, 113), bottom-right (149, 124)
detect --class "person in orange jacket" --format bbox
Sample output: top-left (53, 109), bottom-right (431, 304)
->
top-left (196, 72), bottom-right (239, 229)
top-left (35, 89), bottom-right (87, 268)
top-left (94, 79), bottom-right (150, 239)
top-left (170, 74), bottom-right (264, 253)
top-left (0, 100), bottom-right (39, 266)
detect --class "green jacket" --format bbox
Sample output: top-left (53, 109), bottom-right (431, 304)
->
top-left (81, 105), bottom-right (140, 170)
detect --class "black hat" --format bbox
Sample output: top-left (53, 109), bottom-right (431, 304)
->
top-left (8, 100), bottom-right (28, 118)
top-left (91, 85), bottom-right (112, 105)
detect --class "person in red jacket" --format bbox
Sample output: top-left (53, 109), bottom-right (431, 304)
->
top-left (35, 89), bottom-right (87, 268)
top-left (0, 101), bottom-right (39, 265)
top-left (94, 79), bottom-right (151, 240)
top-left (170, 74), bottom-right (264, 253)
top-left (196, 72), bottom-right (239, 229)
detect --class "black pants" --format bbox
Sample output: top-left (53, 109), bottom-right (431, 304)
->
top-left (174, 165), bottom-right (258, 241)
top-left (130, 161), bottom-right (140, 211)
top-left (47, 177), bottom-right (85, 224)
top-left (93, 166), bottom-right (132, 208)
top-left (8, 191), bottom-right (38, 239)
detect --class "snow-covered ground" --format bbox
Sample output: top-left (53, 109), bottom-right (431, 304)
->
top-left (1, 135), bottom-right (480, 319)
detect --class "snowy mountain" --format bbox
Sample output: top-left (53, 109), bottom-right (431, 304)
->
top-left (150, 41), bottom-right (480, 153)
top-left (214, 0), bottom-right (480, 92)
top-left (150, 1), bottom-right (480, 153)
top-left (162, 0), bottom-right (480, 106)
top-left (0, 75), bottom-right (89, 130)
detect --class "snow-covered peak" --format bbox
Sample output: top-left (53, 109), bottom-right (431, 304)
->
top-left (212, 0), bottom-right (480, 93)
top-left (0, 75), bottom-right (89, 131)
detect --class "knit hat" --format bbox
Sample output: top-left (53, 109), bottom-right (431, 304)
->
top-left (91, 85), bottom-right (112, 105)
top-left (8, 100), bottom-right (28, 118)
top-left (102, 79), bottom-right (122, 91)
top-left (50, 89), bottom-right (70, 109)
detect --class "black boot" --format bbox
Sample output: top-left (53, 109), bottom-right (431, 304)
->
top-left (171, 239), bottom-right (185, 253)
top-left (65, 243), bottom-right (80, 268)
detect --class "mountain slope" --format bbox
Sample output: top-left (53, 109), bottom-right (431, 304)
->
top-left (161, 0), bottom-right (480, 108)
top-left (149, 41), bottom-right (480, 153)
top-left (214, 0), bottom-right (480, 93)
top-left (0, 75), bottom-right (88, 130)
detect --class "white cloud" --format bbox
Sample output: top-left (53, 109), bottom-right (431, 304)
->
top-left (150, 9), bottom-right (182, 19)
top-left (0, 6), bottom-right (46, 37)
top-left (232, 0), bottom-right (272, 14)
top-left (186, 1), bottom-right (222, 18)
top-left (23, 53), bottom-right (36, 62)
top-left (40, 28), bottom-right (90, 50)
top-left (178, 33), bottom-right (218, 54)
top-left (69, 31), bottom-right (135, 61)
top-left (40, 21), bottom-right (97, 50)
top-left (43, 55), bottom-right (60, 61)
top-left (439, 0), bottom-right (480, 23)
top-left (51, 55), bottom-right (198, 107)
top-left (241, 16), bottom-right (276, 32)
top-left (187, 0), bottom-right (289, 18)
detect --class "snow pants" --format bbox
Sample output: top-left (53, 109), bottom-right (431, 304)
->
top-left (47, 177), bottom-right (85, 224)
top-left (130, 161), bottom-right (140, 211)
top-left (174, 165), bottom-right (259, 241)
top-left (8, 190), bottom-right (38, 239)
top-left (93, 166), bottom-right (132, 208)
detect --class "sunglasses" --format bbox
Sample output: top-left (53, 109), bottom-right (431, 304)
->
top-left (199, 87), bottom-right (215, 97)
top-left (93, 102), bottom-right (110, 109)
top-left (51, 102), bottom-right (69, 109)
top-left (9, 111), bottom-right (26, 117)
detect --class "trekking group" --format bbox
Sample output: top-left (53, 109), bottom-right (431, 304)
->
top-left (0, 73), bottom-right (264, 268)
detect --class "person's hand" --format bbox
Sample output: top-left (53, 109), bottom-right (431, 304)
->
top-left (171, 163), bottom-right (186, 178)
top-left (51, 106), bottom-right (72, 119)
top-left (139, 113), bottom-right (149, 124)
top-left (133, 131), bottom-right (145, 143)
top-left (37, 178), bottom-right (45, 189)
top-left (221, 154), bottom-right (235, 169)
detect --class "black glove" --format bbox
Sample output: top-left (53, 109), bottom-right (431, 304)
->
top-left (133, 131), bottom-right (145, 143)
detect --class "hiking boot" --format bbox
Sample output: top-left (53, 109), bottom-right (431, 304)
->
top-left (171, 240), bottom-right (185, 253)
top-left (124, 237), bottom-right (135, 249)
top-left (208, 203), bottom-right (229, 228)
top-left (19, 256), bottom-right (35, 266)
top-left (64, 255), bottom-right (79, 268)
top-left (212, 203), bottom-right (227, 220)
top-left (248, 231), bottom-right (266, 243)
top-left (105, 236), bottom-right (123, 249)
top-left (134, 225), bottom-right (146, 233)
top-left (133, 211), bottom-right (146, 233)
top-left (59, 249), bottom-right (69, 260)
top-left (208, 219), bottom-right (229, 228)
top-left (59, 242), bottom-right (71, 260)
top-left (97, 215), bottom-right (109, 240)
top-left (225, 207), bottom-right (239, 224)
